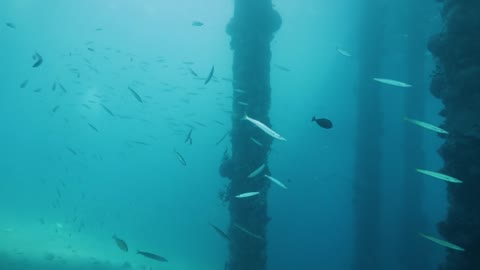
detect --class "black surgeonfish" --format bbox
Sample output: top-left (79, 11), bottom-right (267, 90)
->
top-left (312, 116), bottom-right (333, 129)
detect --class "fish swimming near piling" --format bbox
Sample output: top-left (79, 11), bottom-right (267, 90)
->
top-left (273, 64), bottom-right (290, 72)
top-left (404, 117), bottom-right (448, 134)
top-left (100, 104), bottom-right (115, 117)
top-left (264, 174), bottom-right (288, 189)
top-left (66, 147), bottom-right (78, 156)
top-left (216, 131), bottom-right (230, 146)
top-left (32, 52), bottom-right (43, 68)
top-left (416, 169), bottom-right (462, 183)
top-left (137, 250), bottom-right (168, 262)
top-left (174, 150), bottom-right (187, 166)
top-left (88, 123), bottom-right (99, 132)
top-left (184, 129), bottom-right (193, 145)
top-left (243, 114), bottom-right (286, 141)
top-left (419, 233), bottom-right (465, 251)
top-left (209, 223), bottom-right (230, 241)
top-left (189, 68), bottom-right (198, 77)
top-left (373, 78), bottom-right (412, 88)
top-left (59, 83), bottom-right (67, 93)
top-left (336, 46), bottom-right (352, 57)
top-left (20, 80), bottom-right (29, 88)
top-left (5, 22), bottom-right (16, 29)
top-left (204, 65), bottom-right (214, 85)
top-left (112, 235), bottom-right (128, 252)
top-left (128, 87), bottom-right (143, 103)
top-left (248, 164), bottom-right (266, 178)
top-left (235, 192), bottom-right (260, 198)
top-left (312, 117), bottom-right (333, 129)
top-left (250, 137), bottom-right (263, 146)
top-left (233, 223), bottom-right (264, 240)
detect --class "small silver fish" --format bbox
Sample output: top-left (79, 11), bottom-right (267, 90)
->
top-left (235, 192), bottom-right (260, 198)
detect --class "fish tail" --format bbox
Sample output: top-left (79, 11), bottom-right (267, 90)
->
top-left (242, 113), bottom-right (248, 121)
top-left (311, 116), bottom-right (316, 122)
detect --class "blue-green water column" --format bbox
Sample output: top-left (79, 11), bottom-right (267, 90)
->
top-left (352, 0), bottom-right (385, 269)
top-left (399, 0), bottom-right (430, 269)
top-left (222, 1), bottom-right (281, 270)
top-left (428, 0), bottom-right (480, 269)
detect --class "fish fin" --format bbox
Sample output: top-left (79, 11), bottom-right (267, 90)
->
top-left (312, 116), bottom-right (316, 122)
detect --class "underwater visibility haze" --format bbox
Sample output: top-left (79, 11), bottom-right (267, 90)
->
top-left (1, 1), bottom-right (479, 270)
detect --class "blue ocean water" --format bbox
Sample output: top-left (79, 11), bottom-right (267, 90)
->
top-left (0, 1), bottom-right (448, 270)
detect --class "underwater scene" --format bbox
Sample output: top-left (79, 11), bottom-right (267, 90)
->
top-left (1, 1), bottom-right (479, 270)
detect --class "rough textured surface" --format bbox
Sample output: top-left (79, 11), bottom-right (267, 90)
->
top-left (221, 1), bottom-right (281, 270)
top-left (429, 0), bottom-right (480, 269)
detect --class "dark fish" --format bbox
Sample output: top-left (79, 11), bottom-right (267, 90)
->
top-left (215, 131), bottom-right (230, 146)
top-left (5, 22), bottom-right (16, 29)
top-left (88, 123), bottom-right (99, 132)
top-left (59, 83), bottom-right (67, 93)
top-left (209, 223), bottom-right (230, 241)
top-left (52, 105), bottom-right (60, 113)
top-left (137, 250), bottom-right (168, 262)
top-left (87, 47), bottom-right (95, 52)
top-left (204, 65), bottom-right (214, 85)
top-left (192, 121), bottom-right (207, 127)
top-left (33, 88), bottom-right (42, 92)
top-left (66, 147), bottom-right (78, 156)
top-left (95, 28), bottom-right (103, 31)
top-left (214, 120), bottom-right (225, 126)
top-left (312, 116), bottom-right (333, 129)
top-left (128, 87), bottom-right (143, 103)
top-left (131, 141), bottom-right (149, 146)
top-left (51, 82), bottom-right (57, 91)
top-left (184, 129), bottom-right (193, 145)
top-left (112, 235), bottom-right (128, 252)
top-left (174, 150), bottom-right (187, 166)
top-left (273, 64), bottom-right (290, 72)
top-left (192, 21), bottom-right (204, 26)
top-left (189, 68), bottom-right (198, 77)
top-left (20, 80), bottom-right (29, 88)
top-left (100, 104), bottom-right (115, 117)
top-left (32, 53), bottom-right (43, 68)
